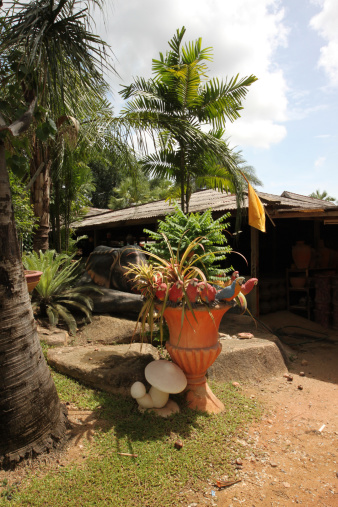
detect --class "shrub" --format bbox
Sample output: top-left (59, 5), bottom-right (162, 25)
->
top-left (23, 250), bottom-right (100, 335)
top-left (144, 205), bottom-right (232, 281)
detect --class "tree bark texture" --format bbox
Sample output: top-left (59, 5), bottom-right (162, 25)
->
top-left (30, 149), bottom-right (51, 252)
top-left (0, 143), bottom-right (67, 468)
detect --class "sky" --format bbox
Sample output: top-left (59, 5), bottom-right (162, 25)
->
top-left (94, 0), bottom-right (338, 199)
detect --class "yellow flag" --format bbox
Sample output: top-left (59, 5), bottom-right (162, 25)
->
top-left (248, 183), bottom-right (266, 232)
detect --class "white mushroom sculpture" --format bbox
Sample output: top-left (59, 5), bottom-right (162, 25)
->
top-left (131, 360), bottom-right (187, 409)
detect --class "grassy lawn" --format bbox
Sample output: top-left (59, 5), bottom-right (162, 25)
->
top-left (1, 363), bottom-right (262, 506)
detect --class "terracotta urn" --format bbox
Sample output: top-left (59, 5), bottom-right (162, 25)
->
top-left (24, 270), bottom-right (43, 292)
top-left (292, 241), bottom-right (311, 269)
top-left (162, 303), bottom-right (232, 414)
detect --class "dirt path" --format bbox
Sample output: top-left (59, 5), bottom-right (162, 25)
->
top-left (216, 340), bottom-right (338, 507)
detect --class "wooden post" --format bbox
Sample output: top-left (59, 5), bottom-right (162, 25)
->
top-left (250, 227), bottom-right (259, 318)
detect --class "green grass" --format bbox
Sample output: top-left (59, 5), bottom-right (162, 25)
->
top-left (1, 366), bottom-right (262, 507)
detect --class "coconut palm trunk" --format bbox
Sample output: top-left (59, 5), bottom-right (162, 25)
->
top-left (0, 142), bottom-right (67, 467)
top-left (30, 153), bottom-right (52, 252)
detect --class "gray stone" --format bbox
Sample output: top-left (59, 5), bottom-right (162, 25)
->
top-left (47, 344), bottom-right (160, 395)
top-left (208, 338), bottom-right (287, 383)
top-left (37, 326), bottom-right (68, 346)
top-left (75, 315), bottom-right (149, 345)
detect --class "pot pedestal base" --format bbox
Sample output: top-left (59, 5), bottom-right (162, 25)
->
top-left (185, 382), bottom-right (225, 414)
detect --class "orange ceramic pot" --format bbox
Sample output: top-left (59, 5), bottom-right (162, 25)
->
top-left (292, 241), bottom-right (311, 269)
top-left (24, 270), bottom-right (43, 292)
top-left (162, 303), bottom-right (232, 414)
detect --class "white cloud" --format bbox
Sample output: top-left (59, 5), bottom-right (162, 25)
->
top-left (310, 0), bottom-right (338, 86)
top-left (314, 156), bottom-right (326, 167)
top-left (227, 119), bottom-right (287, 149)
top-left (95, 0), bottom-right (289, 150)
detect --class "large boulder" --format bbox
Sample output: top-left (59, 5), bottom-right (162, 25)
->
top-left (47, 344), bottom-right (159, 395)
top-left (75, 315), bottom-right (152, 345)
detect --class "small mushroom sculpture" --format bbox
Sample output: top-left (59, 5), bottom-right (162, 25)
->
top-left (131, 360), bottom-right (187, 409)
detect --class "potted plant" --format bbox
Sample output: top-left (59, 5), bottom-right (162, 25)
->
top-left (126, 232), bottom-right (247, 414)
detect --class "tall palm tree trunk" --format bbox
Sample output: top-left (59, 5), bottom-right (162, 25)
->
top-left (30, 145), bottom-right (51, 252)
top-left (0, 142), bottom-right (67, 468)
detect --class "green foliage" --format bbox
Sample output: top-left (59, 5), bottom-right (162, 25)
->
top-left (120, 26), bottom-right (257, 212)
top-left (144, 205), bottom-right (232, 280)
top-left (109, 170), bottom-right (174, 210)
top-left (8, 169), bottom-right (37, 251)
top-left (22, 250), bottom-right (100, 335)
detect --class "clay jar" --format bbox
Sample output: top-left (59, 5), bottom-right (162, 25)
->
top-left (292, 241), bottom-right (311, 269)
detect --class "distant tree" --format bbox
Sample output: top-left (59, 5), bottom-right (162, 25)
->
top-left (109, 166), bottom-right (174, 210)
top-left (309, 189), bottom-right (337, 203)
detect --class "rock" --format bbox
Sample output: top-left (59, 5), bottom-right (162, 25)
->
top-left (237, 332), bottom-right (254, 339)
top-left (47, 344), bottom-right (160, 395)
top-left (174, 440), bottom-right (184, 450)
top-left (38, 328), bottom-right (68, 346)
top-left (283, 482), bottom-right (291, 488)
top-left (76, 315), bottom-right (152, 345)
top-left (299, 371), bottom-right (305, 376)
top-left (301, 359), bottom-right (308, 366)
top-left (236, 458), bottom-right (243, 465)
top-left (232, 382), bottom-right (240, 388)
top-left (270, 462), bottom-right (278, 467)
top-left (208, 337), bottom-right (287, 383)
top-left (298, 385), bottom-right (303, 390)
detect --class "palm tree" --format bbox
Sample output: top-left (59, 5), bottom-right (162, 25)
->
top-left (309, 189), bottom-right (337, 203)
top-left (0, 106), bottom-right (68, 467)
top-left (0, 0), bottom-right (112, 466)
top-left (1, 0), bottom-right (114, 251)
top-left (120, 27), bottom-right (257, 213)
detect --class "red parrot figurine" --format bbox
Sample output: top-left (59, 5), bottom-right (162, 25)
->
top-left (240, 278), bottom-right (258, 296)
top-left (155, 282), bottom-right (167, 301)
top-left (185, 278), bottom-right (199, 304)
top-left (198, 281), bottom-right (217, 304)
top-left (169, 280), bottom-right (184, 304)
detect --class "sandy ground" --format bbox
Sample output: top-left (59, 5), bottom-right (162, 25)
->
top-left (213, 319), bottom-right (338, 507)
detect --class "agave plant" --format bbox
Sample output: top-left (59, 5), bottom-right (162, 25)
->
top-left (23, 250), bottom-right (101, 335)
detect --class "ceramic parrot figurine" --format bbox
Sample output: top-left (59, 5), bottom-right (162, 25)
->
top-left (215, 277), bottom-right (245, 302)
top-left (222, 270), bottom-right (239, 287)
top-left (185, 278), bottom-right (199, 304)
top-left (198, 281), bottom-right (217, 304)
top-left (168, 280), bottom-right (184, 305)
top-left (155, 282), bottom-right (167, 301)
top-left (240, 278), bottom-right (258, 296)
top-left (235, 292), bottom-right (247, 314)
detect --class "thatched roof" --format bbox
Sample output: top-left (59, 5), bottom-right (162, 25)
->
top-left (73, 189), bottom-right (338, 231)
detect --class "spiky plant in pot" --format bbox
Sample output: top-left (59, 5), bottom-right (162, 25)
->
top-left (23, 250), bottom-right (101, 335)
top-left (126, 233), bottom-right (234, 344)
